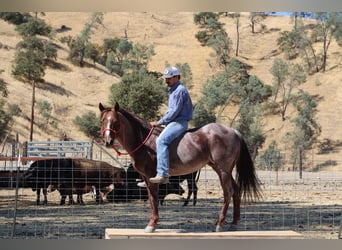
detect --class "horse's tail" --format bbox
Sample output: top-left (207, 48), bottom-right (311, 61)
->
top-left (235, 136), bottom-right (262, 202)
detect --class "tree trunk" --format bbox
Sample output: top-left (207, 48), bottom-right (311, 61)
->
top-left (235, 17), bottom-right (240, 56)
top-left (299, 146), bottom-right (303, 179)
top-left (29, 81), bottom-right (36, 141)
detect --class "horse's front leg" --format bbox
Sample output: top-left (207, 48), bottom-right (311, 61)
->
top-left (145, 183), bottom-right (160, 233)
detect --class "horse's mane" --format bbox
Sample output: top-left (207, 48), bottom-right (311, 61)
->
top-left (117, 106), bottom-right (202, 138)
top-left (118, 107), bottom-right (151, 137)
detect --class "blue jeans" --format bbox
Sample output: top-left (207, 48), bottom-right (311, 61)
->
top-left (156, 121), bottom-right (188, 177)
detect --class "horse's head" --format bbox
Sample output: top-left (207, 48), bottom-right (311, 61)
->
top-left (99, 102), bottom-right (121, 147)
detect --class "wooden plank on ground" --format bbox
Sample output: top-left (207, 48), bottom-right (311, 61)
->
top-left (105, 228), bottom-right (303, 239)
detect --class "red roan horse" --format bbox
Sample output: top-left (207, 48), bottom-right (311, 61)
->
top-left (99, 102), bottom-right (261, 233)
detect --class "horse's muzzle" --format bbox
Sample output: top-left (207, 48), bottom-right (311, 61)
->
top-left (104, 138), bottom-right (114, 147)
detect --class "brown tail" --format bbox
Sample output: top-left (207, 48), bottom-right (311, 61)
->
top-left (236, 137), bottom-right (262, 202)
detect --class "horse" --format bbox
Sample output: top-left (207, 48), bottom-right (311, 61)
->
top-left (99, 102), bottom-right (261, 233)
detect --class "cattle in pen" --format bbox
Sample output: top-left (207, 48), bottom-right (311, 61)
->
top-left (21, 158), bottom-right (125, 205)
top-left (107, 163), bottom-right (199, 206)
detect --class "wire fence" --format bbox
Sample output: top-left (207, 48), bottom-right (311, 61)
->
top-left (0, 142), bottom-right (341, 239)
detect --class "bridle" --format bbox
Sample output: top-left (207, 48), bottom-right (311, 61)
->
top-left (101, 110), bottom-right (155, 156)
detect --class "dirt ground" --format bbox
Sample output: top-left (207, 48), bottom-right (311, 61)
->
top-left (0, 169), bottom-right (341, 239)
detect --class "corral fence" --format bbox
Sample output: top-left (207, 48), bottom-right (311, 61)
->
top-left (0, 140), bottom-right (341, 239)
top-left (24, 140), bottom-right (130, 167)
top-left (0, 140), bottom-right (130, 188)
top-left (1, 140), bottom-right (130, 168)
top-left (25, 141), bottom-right (93, 159)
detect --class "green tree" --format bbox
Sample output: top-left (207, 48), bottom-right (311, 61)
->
top-left (206, 31), bottom-right (232, 67)
top-left (194, 12), bottom-right (223, 46)
top-left (277, 18), bottom-right (321, 73)
top-left (298, 31), bottom-right (320, 73)
top-left (0, 12), bottom-right (31, 25)
top-left (105, 52), bottom-right (118, 74)
top-left (191, 100), bottom-right (217, 127)
top-left (290, 90), bottom-right (321, 151)
top-left (68, 12), bottom-right (103, 67)
top-left (128, 43), bottom-right (154, 72)
top-left (193, 59), bottom-right (270, 157)
top-left (227, 12), bottom-right (241, 56)
top-left (194, 12), bottom-right (232, 67)
top-left (193, 12), bottom-right (270, 158)
top-left (109, 72), bottom-right (165, 120)
top-left (0, 69), bottom-right (8, 98)
top-left (232, 75), bottom-right (271, 158)
top-left (277, 29), bottom-right (303, 60)
top-left (201, 72), bottom-right (231, 114)
top-left (235, 100), bottom-right (265, 159)
top-left (312, 12), bottom-right (342, 72)
top-left (15, 17), bottom-right (52, 37)
top-left (68, 37), bottom-right (86, 66)
top-left (249, 12), bottom-right (267, 33)
top-left (257, 141), bottom-right (283, 183)
top-left (200, 59), bottom-right (270, 124)
top-left (285, 90), bottom-right (321, 175)
top-left (36, 99), bottom-right (52, 130)
top-left (44, 41), bottom-right (58, 60)
top-left (102, 37), bottom-right (120, 63)
top-left (103, 38), bottom-right (133, 75)
top-left (12, 36), bottom-right (46, 141)
top-left (257, 141), bottom-right (283, 170)
top-left (0, 100), bottom-right (11, 140)
top-left (84, 43), bottom-right (100, 65)
top-left (280, 13), bottom-right (342, 73)
top-left (270, 58), bottom-right (289, 103)
top-left (0, 70), bottom-right (11, 140)
top-left (74, 111), bottom-right (101, 138)
top-left (270, 59), bottom-right (306, 121)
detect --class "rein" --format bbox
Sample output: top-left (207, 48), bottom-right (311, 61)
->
top-left (101, 111), bottom-right (155, 156)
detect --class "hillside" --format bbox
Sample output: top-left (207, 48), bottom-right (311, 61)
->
top-left (0, 12), bottom-right (341, 171)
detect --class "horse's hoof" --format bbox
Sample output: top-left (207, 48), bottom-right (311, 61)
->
top-left (215, 225), bottom-right (222, 232)
top-left (228, 224), bottom-right (238, 231)
top-left (144, 226), bottom-right (155, 233)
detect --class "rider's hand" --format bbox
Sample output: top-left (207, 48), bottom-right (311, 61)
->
top-left (150, 121), bottom-right (158, 127)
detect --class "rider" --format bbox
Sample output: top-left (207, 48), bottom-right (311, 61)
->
top-left (138, 66), bottom-right (193, 187)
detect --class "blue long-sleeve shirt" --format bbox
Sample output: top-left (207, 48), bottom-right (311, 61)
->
top-left (157, 82), bottom-right (193, 126)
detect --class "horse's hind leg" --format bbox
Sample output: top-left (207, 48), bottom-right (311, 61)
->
top-left (229, 176), bottom-right (241, 231)
top-left (215, 171), bottom-right (233, 232)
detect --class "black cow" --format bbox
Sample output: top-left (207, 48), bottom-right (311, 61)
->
top-left (21, 161), bottom-right (57, 205)
top-left (21, 158), bottom-right (125, 205)
top-left (106, 164), bottom-right (185, 204)
top-left (48, 183), bottom-right (114, 204)
top-left (131, 166), bottom-right (200, 206)
top-left (1, 170), bottom-right (50, 205)
top-left (107, 164), bottom-right (192, 205)
top-left (168, 170), bottom-right (200, 206)
top-left (0, 170), bottom-right (25, 188)
top-left (47, 184), bottom-right (96, 204)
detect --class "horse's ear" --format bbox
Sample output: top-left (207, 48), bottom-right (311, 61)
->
top-left (114, 102), bottom-right (120, 111)
top-left (99, 102), bottom-right (105, 111)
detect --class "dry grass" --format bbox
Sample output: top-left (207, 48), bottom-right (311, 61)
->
top-left (1, 12), bottom-right (342, 170)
